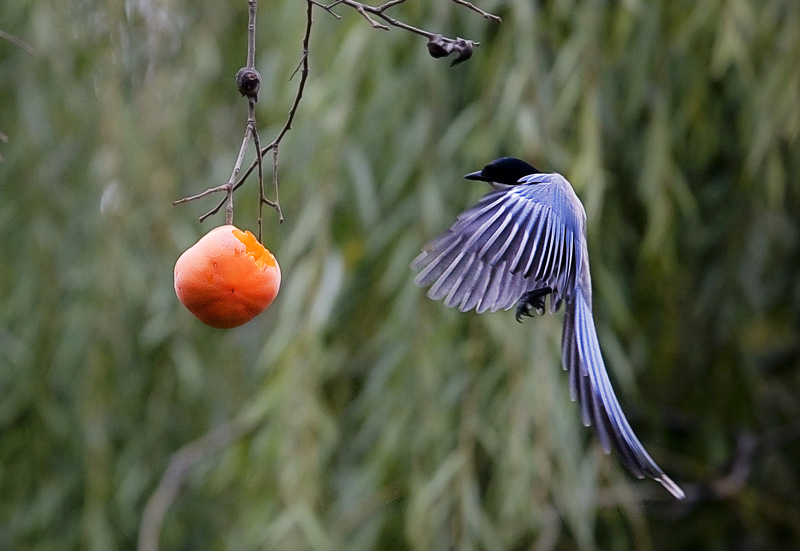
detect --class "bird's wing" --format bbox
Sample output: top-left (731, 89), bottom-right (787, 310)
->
top-left (563, 291), bottom-right (686, 499)
top-left (413, 174), bottom-right (685, 498)
top-left (411, 176), bottom-right (582, 313)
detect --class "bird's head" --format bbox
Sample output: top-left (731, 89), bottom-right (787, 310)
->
top-left (465, 157), bottom-right (540, 187)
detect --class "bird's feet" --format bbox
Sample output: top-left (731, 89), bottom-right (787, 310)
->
top-left (515, 288), bottom-right (552, 322)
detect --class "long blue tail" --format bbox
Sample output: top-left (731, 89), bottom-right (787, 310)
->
top-left (562, 293), bottom-right (685, 499)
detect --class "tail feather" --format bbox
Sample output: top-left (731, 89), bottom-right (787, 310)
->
top-left (563, 294), bottom-right (685, 500)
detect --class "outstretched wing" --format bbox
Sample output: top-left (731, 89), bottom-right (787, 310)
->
top-left (413, 173), bottom-right (685, 498)
top-left (411, 174), bottom-right (583, 313)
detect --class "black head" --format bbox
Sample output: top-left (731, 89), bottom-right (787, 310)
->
top-left (464, 157), bottom-right (540, 185)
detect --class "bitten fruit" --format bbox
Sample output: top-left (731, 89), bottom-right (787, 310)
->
top-left (174, 225), bottom-right (281, 328)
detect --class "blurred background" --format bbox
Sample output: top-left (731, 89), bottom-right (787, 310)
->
top-left (2, 0), bottom-right (799, 549)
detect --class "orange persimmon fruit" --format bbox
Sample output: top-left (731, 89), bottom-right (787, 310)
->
top-left (174, 225), bottom-right (281, 328)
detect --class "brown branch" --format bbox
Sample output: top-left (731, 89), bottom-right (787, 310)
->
top-left (269, 146), bottom-right (282, 220)
top-left (449, 0), bottom-right (502, 22)
top-left (316, 0), bottom-right (497, 66)
top-left (309, 0), bottom-right (343, 19)
top-left (355, 3), bottom-right (390, 30)
top-left (246, 0), bottom-right (257, 67)
top-left (174, 0), bottom-right (499, 227)
top-left (172, 0), bottom-right (265, 225)
top-left (321, 0), bottom-right (499, 38)
top-left (254, 120), bottom-right (282, 240)
top-left (206, 0), bottom-right (313, 221)
top-left (226, 109), bottom-right (255, 224)
top-left (334, 0), bottom-right (440, 39)
top-left (171, 183), bottom-right (231, 207)
top-left (270, 1), bottom-right (313, 149)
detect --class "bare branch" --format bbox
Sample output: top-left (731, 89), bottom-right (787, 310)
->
top-left (171, 183), bottom-right (231, 206)
top-left (247, 0), bottom-right (257, 67)
top-left (173, 0), bottom-right (499, 228)
top-left (374, 0), bottom-right (409, 11)
top-left (269, 146), bottom-right (282, 221)
top-left (449, 0), bottom-right (502, 22)
top-left (327, 0), bottom-right (498, 55)
top-left (254, 118), bottom-right (281, 240)
top-left (172, 0), bottom-right (264, 225)
top-left (354, 4), bottom-right (391, 30)
top-left (270, 1), bottom-right (312, 148)
top-left (309, 0), bottom-right (342, 18)
top-left (199, 0), bottom-right (313, 225)
top-left (336, 0), bottom-right (434, 38)
top-left (224, 123), bottom-right (252, 223)
top-left (0, 29), bottom-right (36, 55)
top-left (137, 417), bottom-right (259, 551)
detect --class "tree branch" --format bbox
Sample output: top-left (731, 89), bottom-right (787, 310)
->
top-left (449, 0), bottom-right (502, 22)
top-left (0, 29), bottom-right (36, 55)
top-left (315, 0), bottom-right (496, 65)
top-left (172, 0), bottom-right (267, 227)
top-left (189, 0), bottom-right (313, 228)
top-left (172, 0), bottom-right (499, 229)
top-left (137, 417), bottom-right (259, 551)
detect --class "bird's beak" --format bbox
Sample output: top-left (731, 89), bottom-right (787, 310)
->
top-left (464, 171), bottom-right (485, 181)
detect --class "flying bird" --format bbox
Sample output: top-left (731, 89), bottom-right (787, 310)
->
top-left (411, 157), bottom-right (685, 499)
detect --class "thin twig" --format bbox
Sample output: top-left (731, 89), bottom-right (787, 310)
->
top-left (354, 4), bottom-right (390, 30)
top-left (336, 0), bottom-right (435, 38)
top-left (0, 29), bottom-right (36, 55)
top-left (173, 0), bottom-right (263, 224)
top-left (269, 1), bottom-right (312, 149)
top-left (226, 123), bottom-right (254, 224)
top-left (174, 0), bottom-right (499, 227)
top-left (247, 0), bottom-right (257, 67)
top-left (137, 417), bottom-right (259, 551)
top-left (172, 183), bottom-right (231, 207)
top-left (222, 0), bottom-right (260, 225)
top-left (197, 193), bottom-right (228, 222)
top-left (320, 0), bottom-right (499, 40)
top-left (449, 0), bottom-right (502, 22)
top-left (206, 0), bottom-right (313, 221)
top-left (215, 0), bottom-right (499, 219)
top-left (309, 0), bottom-right (342, 19)
top-left (270, 146), bottom-right (282, 220)
top-left (254, 119), bottom-right (278, 241)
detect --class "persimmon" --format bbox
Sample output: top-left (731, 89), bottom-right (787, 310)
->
top-left (174, 225), bottom-right (281, 328)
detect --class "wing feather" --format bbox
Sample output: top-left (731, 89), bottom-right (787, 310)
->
top-left (413, 171), bottom-right (685, 499)
top-left (508, 204), bottom-right (540, 271)
top-left (412, 177), bottom-right (583, 313)
top-left (532, 215), bottom-right (556, 281)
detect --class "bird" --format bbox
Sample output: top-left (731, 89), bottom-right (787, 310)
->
top-left (411, 157), bottom-right (685, 500)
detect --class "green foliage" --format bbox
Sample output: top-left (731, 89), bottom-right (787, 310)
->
top-left (1, 0), bottom-right (799, 550)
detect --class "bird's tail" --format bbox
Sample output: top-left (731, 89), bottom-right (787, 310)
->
top-left (563, 293), bottom-right (685, 500)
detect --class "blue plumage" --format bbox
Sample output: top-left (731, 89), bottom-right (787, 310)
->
top-left (412, 158), bottom-right (685, 500)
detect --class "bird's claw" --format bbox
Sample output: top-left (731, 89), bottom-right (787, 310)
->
top-left (515, 303), bottom-right (540, 322)
top-left (515, 288), bottom-right (551, 322)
